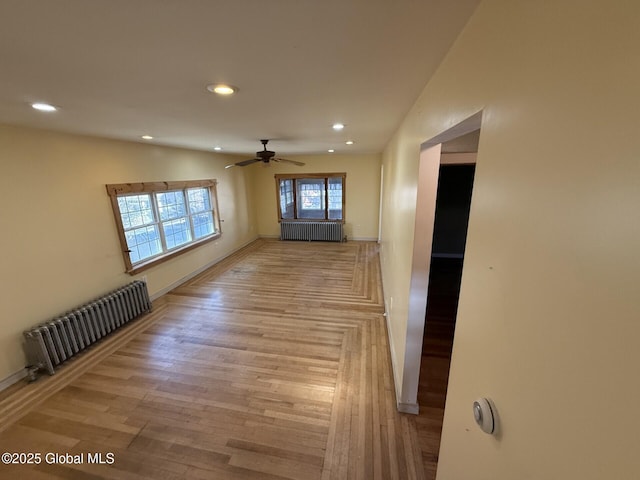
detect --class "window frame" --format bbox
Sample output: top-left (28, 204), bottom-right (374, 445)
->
top-left (106, 179), bottom-right (221, 275)
top-left (274, 172), bottom-right (346, 223)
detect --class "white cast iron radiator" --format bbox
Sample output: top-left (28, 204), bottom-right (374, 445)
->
top-left (280, 221), bottom-right (344, 242)
top-left (23, 280), bottom-right (151, 376)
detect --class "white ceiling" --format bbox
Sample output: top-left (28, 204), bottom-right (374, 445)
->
top-left (0, 0), bottom-right (479, 157)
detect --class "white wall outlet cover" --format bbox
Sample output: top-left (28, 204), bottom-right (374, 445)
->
top-left (473, 397), bottom-right (496, 434)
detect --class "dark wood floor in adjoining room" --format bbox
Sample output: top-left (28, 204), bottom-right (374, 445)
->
top-left (415, 257), bottom-right (461, 479)
top-left (0, 239), bottom-right (442, 480)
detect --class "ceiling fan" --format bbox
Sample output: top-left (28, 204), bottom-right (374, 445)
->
top-left (225, 139), bottom-right (305, 168)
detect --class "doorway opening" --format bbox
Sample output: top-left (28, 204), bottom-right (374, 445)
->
top-left (418, 165), bottom-right (475, 412)
top-left (414, 129), bottom-right (478, 477)
top-left (401, 112), bottom-right (482, 413)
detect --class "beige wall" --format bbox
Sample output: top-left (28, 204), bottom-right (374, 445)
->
top-left (250, 153), bottom-right (381, 240)
top-left (0, 124), bottom-right (257, 381)
top-left (380, 1), bottom-right (640, 478)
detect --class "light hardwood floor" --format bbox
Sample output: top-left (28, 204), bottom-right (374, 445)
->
top-left (0, 239), bottom-right (435, 479)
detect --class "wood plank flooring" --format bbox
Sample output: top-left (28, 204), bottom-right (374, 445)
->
top-left (0, 239), bottom-right (437, 479)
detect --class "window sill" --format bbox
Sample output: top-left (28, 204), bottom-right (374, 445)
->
top-left (126, 232), bottom-right (221, 275)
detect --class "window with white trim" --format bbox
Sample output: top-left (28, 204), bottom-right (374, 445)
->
top-left (106, 180), bottom-right (221, 274)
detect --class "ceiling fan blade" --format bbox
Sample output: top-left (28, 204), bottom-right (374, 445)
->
top-left (274, 157), bottom-right (305, 166)
top-left (224, 164), bottom-right (236, 169)
top-left (236, 158), bottom-right (261, 167)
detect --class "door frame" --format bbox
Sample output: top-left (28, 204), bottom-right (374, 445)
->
top-left (398, 111), bottom-right (483, 413)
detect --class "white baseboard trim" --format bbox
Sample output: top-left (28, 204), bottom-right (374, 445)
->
top-left (150, 236), bottom-right (260, 300)
top-left (397, 402), bottom-right (420, 415)
top-left (384, 300), bottom-right (404, 412)
top-left (384, 293), bottom-right (420, 416)
top-left (0, 368), bottom-right (27, 393)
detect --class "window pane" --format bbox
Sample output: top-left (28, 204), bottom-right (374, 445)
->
top-left (118, 194), bottom-right (154, 229)
top-left (192, 212), bottom-right (215, 238)
top-left (297, 179), bottom-right (325, 219)
top-left (279, 179), bottom-right (294, 219)
top-left (124, 225), bottom-right (161, 263)
top-left (187, 187), bottom-right (211, 213)
top-left (163, 218), bottom-right (192, 250)
top-left (328, 177), bottom-right (343, 220)
top-left (156, 191), bottom-right (187, 221)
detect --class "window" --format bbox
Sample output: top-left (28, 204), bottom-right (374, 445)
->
top-left (275, 173), bottom-right (345, 222)
top-left (106, 180), bottom-right (221, 274)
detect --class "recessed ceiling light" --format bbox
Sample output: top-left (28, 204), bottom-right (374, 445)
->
top-left (213, 146), bottom-right (222, 151)
top-left (31, 102), bottom-right (57, 112)
top-left (206, 84), bottom-right (236, 95)
top-left (328, 149), bottom-right (335, 153)
top-left (345, 140), bottom-right (354, 145)
top-left (332, 123), bottom-right (345, 131)
top-left (141, 135), bottom-right (153, 140)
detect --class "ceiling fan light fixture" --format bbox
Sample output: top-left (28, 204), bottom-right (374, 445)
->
top-left (227, 140), bottom-right (306, 168)
top-left (206, 84), bottom-right (236, 95)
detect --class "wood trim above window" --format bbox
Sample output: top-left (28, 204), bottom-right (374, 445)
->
top-left (106, 179), bottom-right (218, 197)
top-left (274, 173), bottom-right (345, 181)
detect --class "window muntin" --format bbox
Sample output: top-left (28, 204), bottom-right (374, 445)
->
top-left (187, 187), bottom-right (215, 238)
top-left (279, 179), bottom-right (294, 219)
top-left (275, 173), bottom-right (345, 222)
top-left (156, 191), bottom-right (187, 221)
top-left (328, 177), bottom-right (343, 220)
top-left (297, 179), bottom-right (325, 219)
top-left (155, 190), bottom-right (192, 250)
top-left (107, 180), bottom-right (221, 274)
